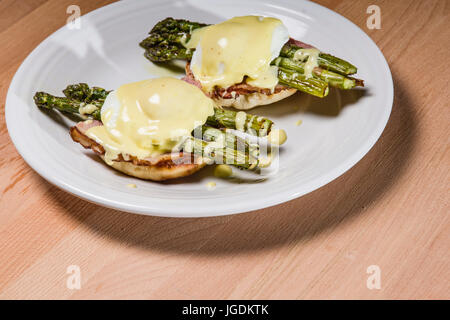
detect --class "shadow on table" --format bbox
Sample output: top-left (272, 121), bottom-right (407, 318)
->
top-left (44, 71), bottom-right (417, 256)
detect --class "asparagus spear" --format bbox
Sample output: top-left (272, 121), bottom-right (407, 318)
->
top-left (63, 83), bottom-right (110, 102)
top-left (181, 136), bottom-right (258, 170)
top-left (35, 85), bottom-right (275, 137)
top-left (200, 126), bottom-right (260, 159)
top-left (278, 67), bottom-right (329, 98)
top-left (140, 17), bottom-right (207, 48)
top-left (144, 44), bottom-right (194, 62)
top-left (206, 107), bottom-right (273, 136)
top-left (34, 91), bottom-right (102, 120)
top-left (139, 18), bottom-right (207, 62)
top-left (273, 57), bottom-right (362, 90)
top-left (201, 126), bottom-right (245, 150)
top-left (35, 92), bottom-right (81, 114)
top-left (35, 83), bottom-right (110, 120)
top-left (279, 43), bottom-right (357, 75)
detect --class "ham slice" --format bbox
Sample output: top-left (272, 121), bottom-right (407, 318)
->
top-left (183, 62), bottom-right (292, 100)
top-left (288, 37), bottom-right (315, 49)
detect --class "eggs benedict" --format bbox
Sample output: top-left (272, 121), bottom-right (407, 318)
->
top-left (84, 77), bottom-right (215, 165)
top-left (71, 77), bottom-right (215, 180)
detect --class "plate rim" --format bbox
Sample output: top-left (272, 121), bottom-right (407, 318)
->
top-left (5, 0), bottom-right (393, 217)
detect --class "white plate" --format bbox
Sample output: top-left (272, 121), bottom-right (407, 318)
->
top-left (5, 0), bottom-right (393, 217)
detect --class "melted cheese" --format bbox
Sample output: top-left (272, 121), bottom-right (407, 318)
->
top-left (85, 77), bottom-right (215, 163)
top-left (186, 16), bottom-right (288, 92)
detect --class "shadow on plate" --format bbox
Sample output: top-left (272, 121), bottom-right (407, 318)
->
top-left (255, 87), bottom-right (369, 119)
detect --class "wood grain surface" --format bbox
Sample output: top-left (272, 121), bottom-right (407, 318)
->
top-left (0, 0), bottom-right (449, 300)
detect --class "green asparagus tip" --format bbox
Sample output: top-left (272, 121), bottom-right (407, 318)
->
top-left (34, 92), bottom-right (50, 109)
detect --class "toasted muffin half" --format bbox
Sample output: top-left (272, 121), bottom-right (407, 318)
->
top-left (183, 62), bottom-right (297, 110)
top-left (70, 120), bottom-right (206, 181)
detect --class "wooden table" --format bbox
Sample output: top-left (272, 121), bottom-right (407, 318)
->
top-left (0, 0), bottom-right (448, 300)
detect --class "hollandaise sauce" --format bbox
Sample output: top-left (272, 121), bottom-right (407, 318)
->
top-left (85, 77), bottom-right (215, 164)
top-left (293, 48), bottom-right (320, 79)
top-left (185, 16), bottom-right (289, 92)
